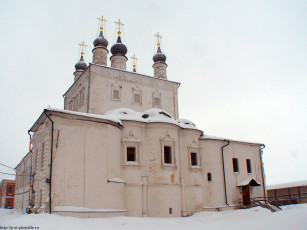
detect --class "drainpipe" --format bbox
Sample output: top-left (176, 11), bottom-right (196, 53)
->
top-left (222, 140), bottom-right (230, 206)
top-left (27, 131), bottom-right (33, 212)
top-left (87, 65), bottom-right (91, 113)
top-left (260, 145), bottom-right (266, 200)
top-left (44, 110), bottom-right (54, 214)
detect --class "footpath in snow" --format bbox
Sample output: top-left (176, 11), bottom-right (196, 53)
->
top-left (0, 204), bottom-right (307, 230)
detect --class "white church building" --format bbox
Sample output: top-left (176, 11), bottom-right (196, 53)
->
top-left (14, 18), bottom-right (266, 217)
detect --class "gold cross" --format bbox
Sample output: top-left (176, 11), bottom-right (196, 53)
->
top-left (154, 32), bottom-right (162, 47)
top-left (131, 54), bottom-right (138, 71)
top-left (97, 16), bottom-right (107, 31)
top-left (115, 19), bottom-right (125, 32)
top-left (131, 54), bottom-right (138, 66)
top-left (78, 41), bottom-right (87, 56)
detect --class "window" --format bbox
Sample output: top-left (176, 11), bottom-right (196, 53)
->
top-left (164, 146), bottom-right (172, 164)
top-left (246, 159), bottom-right (252, 173)
top-left (153, 97), bottom-right (160, 107)
top-left (207, 173), bottom-right (212, 182)
top-left (112, 89), bottom-right (120, 100)
top-left (134, 93), bottom-right (141, 105)
top-left (122, 138), bottom-right (141, 165)
top-left (127, 147), bottom-right (136, 162)
top-left (232, 158), bottom-right (239, 172)
top-left (8, 186), bottom-right (13, 195)
top-left (41, 142), bottom-right (44, 168)
top-left (7, 201), bottom-right (12, 208)
top-left (169, 208), bottom-right (172, 214)
top-left (161, 138), bottom-right (175, 166)
top-left (190, 152), bottom-right (198, 166)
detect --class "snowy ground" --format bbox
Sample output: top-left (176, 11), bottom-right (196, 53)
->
top-left (1, 204), bottom-right (306, 230)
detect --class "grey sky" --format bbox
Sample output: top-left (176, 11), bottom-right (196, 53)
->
top-left (0, 0), bottom-right (306, 185)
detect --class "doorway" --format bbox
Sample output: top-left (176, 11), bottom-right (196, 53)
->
top-left (242, 185), bottom-right (250, 206)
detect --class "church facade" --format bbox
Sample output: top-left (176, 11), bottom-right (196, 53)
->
top-left (14, 18), bottom-right (266, 217)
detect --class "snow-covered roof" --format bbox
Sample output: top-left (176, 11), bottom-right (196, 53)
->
top-left (29, 108), bottom-right (123, 132)
top-left (237, 178), bottom-right (261, 187)
top-left (200, 134), bottom-right (264, 146)
top-left (105, 108), bottom-right (200, 130)
top-left (30, 108), bottom-right (201, 132)
top-left (267, 180), bottom-right (307, 190)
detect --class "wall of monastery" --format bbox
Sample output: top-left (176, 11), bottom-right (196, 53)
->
top-left (50, 115), bottom-right (125, 214)
top-left (30, 118), bottom-right (52, 213)
top-left (64, 69), bottom-right (89, 113)
top-left (74, 65), bottom-right (180, 118)
top-left (14, 152), bottom-right (31, 211)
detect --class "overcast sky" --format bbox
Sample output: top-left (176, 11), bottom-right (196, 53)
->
top-left (0, 0), bottom-right (306, 185)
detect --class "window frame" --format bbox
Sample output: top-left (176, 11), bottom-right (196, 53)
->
top-left (8, 186), bottom-right (13, 195)
top-left (152, 91), bottom-right (161, 108)
top-left (133, 91), bottom-right (142, 105)
top-left (207, 172), bottom-right (212, 182)
top-left (190, 152), bottom-right (198, 167)
top-left (112, 89), bottom-right (120, 101)
top-left (160, 139), bottom-right (176, 167)
top-left (188, 145), bottom-right (201, 169)
top-left (126, 146), bottom-right (137, 162)
top-left (232, 158), bottom-right (239, 173)
top-left (246, 159), bottom-right (252, 174)
top-left (122, 138), bottom-right (141, 166)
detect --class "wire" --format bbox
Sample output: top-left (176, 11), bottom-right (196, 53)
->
top-left (0, 171), bottom-right (15, 176)
top-left (0, 162), bottom-right (15, 170)
top-left (0, 162), bottom-right (28, 174)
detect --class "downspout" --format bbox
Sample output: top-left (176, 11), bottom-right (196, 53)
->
top-left (260, 144), bottom-right (266, 200)
top-left (27, 131), bottom-right (32, 212)
top-left (87, 64), bottom-right (91, 113)
top-left (222, 140), bottom-right (230, 206)
top-left (44, 110), bottom-right (54, 214)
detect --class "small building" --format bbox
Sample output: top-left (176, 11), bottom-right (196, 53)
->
top-left (267, 180), bottom-right (307, 206)
top-left (0, 179), bottom-right (15, 209)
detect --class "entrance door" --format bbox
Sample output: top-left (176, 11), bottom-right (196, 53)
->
top-left (242, 185), bottom-right (250, 206)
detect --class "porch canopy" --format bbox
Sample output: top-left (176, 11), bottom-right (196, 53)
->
top-left (237, 178), bottom-right (261, 187)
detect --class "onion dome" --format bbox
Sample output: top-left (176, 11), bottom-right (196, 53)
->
top-left (93, 30), bottom-right (108, 48)
top-left (153, 46), bottom-right (166, 63)
top-left (111, 33), bottom-right (127, 56)
top-left (75, 55), bottom-right (87, 71)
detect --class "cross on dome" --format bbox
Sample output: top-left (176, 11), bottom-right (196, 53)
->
top-left (154, 32), bottom-right (162, 47)
top-left (97, 16), bottom-right (107, 31)
top-left (131, 54), bottom-right (138, 72)
top-left (115, 19), bottom-right (125, 37)
top-left (78, 41), bottom-right (87, 56)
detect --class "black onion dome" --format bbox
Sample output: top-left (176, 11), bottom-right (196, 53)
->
top-left (153, 46), bottom-right (166, 63)
top-left (111, 36), bottom-right (127, 56)
top-left (75, 56), bottom-right (87, 71)
top-left (93, 31), bottom-right (108, 48)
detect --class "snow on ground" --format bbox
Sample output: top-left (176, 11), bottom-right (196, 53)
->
top-left (1, 204), bottom-right (307, 230)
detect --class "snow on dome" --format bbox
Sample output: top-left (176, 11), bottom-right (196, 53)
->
top-left (142, 108), bottom-right (174, 120)
top-left (104, 108), bottom-right (198, 129)
top-left (105, 108), bottom-right (143, 121)
top-left (177, 118), bottom-right (197, 129)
